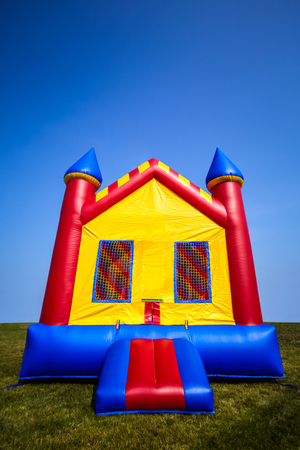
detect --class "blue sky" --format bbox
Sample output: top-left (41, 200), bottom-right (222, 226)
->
top-left (1, 0), bottom-right (299, 323)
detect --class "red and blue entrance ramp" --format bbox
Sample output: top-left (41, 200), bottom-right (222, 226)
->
top-left (95, 338), bottom-right (215, 415)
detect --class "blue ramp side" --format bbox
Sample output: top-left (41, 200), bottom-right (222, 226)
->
top-left (95, 339), bottom-right (131, 415)
top-left (173, 339), bottom-right (215, 413)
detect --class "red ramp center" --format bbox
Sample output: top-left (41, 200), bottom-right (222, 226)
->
top-left (125, 339), bottom-right (185, 411)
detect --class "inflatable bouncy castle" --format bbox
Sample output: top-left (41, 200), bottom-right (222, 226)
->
top-left (20, 148), bottom-right (284, 415)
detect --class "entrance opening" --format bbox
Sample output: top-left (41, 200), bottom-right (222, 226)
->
top-left (143, 300), bottom-right (162, 324)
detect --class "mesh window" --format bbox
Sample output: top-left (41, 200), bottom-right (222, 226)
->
top-left (93, 240), bottom-right (133, 302)
top-left (175, 242), bottom-right (211, 302)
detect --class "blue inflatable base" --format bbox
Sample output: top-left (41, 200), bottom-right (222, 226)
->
top-left (96, 410), bottom-right (216, 416)
top-left (19, 324), bottom-right (284, 380)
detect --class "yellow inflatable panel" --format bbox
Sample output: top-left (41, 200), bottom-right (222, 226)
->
top-left (69, 179), bottom-right (234, 325)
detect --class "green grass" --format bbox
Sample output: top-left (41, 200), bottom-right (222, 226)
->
top-left (1, 323), bottom-right (299, 449)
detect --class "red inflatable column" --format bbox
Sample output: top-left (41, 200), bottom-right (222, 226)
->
top-left (211, 181), bottom-right (263, 325)
top-left (40, 179), bottom-right (96, 325)
top-left (40, 148), bottom-right (102, 325)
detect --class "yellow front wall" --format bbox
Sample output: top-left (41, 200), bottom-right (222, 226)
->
top-left (69, 179), bottom-right (234, 325)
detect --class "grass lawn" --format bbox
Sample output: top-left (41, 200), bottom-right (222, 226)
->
top-left (1, 322), bottom-right (299, 449)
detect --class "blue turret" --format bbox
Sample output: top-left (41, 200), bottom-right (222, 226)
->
top-left (206, 148), bottom-right (244, 192)
top-left (64, 147), bottom-right (102, 190)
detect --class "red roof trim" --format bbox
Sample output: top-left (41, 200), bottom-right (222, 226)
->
top-left (81, 158), bottom-right (227, 226)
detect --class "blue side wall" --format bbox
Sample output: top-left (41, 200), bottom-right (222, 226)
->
top-left (19, 324), bottom-right (284, 380)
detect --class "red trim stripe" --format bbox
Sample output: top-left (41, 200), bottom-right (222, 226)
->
top-left (81, 159), bottom-right (227, 226)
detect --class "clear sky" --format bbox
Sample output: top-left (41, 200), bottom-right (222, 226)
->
top-left (1, 0), bottom-right (299, 323)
